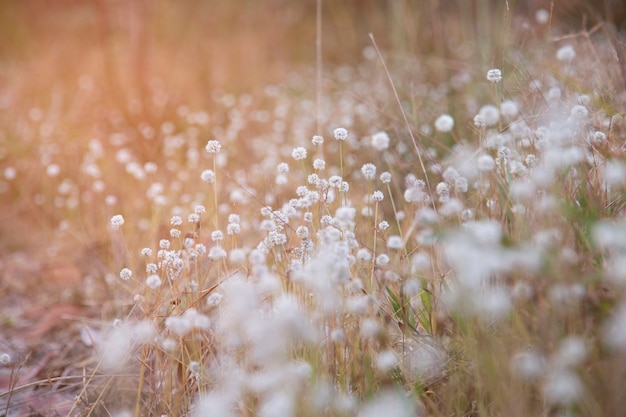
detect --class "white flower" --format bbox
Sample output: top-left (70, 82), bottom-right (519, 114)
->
top-left (387, 235), bottom-right (403, 249)
top-left (556, 45), bottom-right (576, 62)
top-left (478, 105), bottom-right (500, 126)
top-left (146, 274), bottom-right (162, 289)
top-left (380, 172), bottom-right (392, 183)
top-left (434, 114), bottom-right (454, 132)
top-left (372, 190), bottom-right (384, 202)
top-left (333, 127), bottom-right (348, 141)
top-left (277, 162), bottom-right (289, 173)
top-left (205, 140), bottom-right (222, 153)
top-left (110, 214), bottom-right (125, 229)
top-left (371, 131), bottom-right (390, 151)
top-left (292, 147), bottom-right (307, 161)
top-left (119, 268), bottom-right (133, 280)
top-left (201, 169), bottom-right (215, 183)
top-left (313, 158), bottom-right (326, 170)
top-left (361, 163), bottom-right (377, 180)
top-left (486, 68), bottom-right (502, 83)
top-left (312, 135), bottom-right (324, 146)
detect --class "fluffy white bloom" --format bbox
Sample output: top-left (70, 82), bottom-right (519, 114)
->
top-left (110, 214), bottom-right (125, 229)
top-left (434, 114), bottom-right (454, 132)
top-left (313, 158), bottom-right (326, 170)
top-left (333, 127), bottom-right (348, 141)
top-left (387, 235), bottom-right (403, 249)
top-left (361, 163), bottom-right (377, 180)
top-left (201, 169), bottom-right (215, 183)
top-left (312, 135), bottom-right (324, 145)
top-left (556, 45), bottom-right (576, 62)
top-left (371, 131), bottom-right (390, 151)
top-left (372, 190), bottom-right (384, 202)
top-left (486, 68), bottom-right (502, 83)
top-left (146, 274), bottom-right (162, 289)
top-left (292, 147), bottom-right (307, 161)
top-left (205, 140), bottom-right (222, 153)
top-left (119, 268), bottom-right (132, 280)
top-left (478, 105), bottom-right (500, 126)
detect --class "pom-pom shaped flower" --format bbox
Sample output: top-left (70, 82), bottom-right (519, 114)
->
top-left (333, 127), bottom-right (348, 141)
top-left (434, 114), bottom-right (454, 132)
top-left (110, 214), bottom-right (125, 229)
top-left (371, 131), bottom-right (390, 151)
top-left (487, 68), bottom-right (502, 83)
top-left (205, 140), bottom-right (222, 153)
top-left (292, 147), bottom-right (307, 161)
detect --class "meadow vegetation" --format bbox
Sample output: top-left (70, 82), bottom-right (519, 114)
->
top-left (1, 1), bottom-right (626, 416)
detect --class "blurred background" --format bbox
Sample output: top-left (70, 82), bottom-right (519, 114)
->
top-left (0, 0), bottom-right (624, 114)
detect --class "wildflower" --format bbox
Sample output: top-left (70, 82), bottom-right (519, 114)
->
top-left (312, 135), bottom-right (324, 146)
top-left (188, 213), bottom-right (200, 223)
top-left (329, 175), bottom-right (343, 188)
top-left (141, 248), bottom-right (152, 257)
top-left (205, 140), bottom-right (222, 153)
top-left (211, 230), bottom-right (224, 241)
top-left (486, 68), bottom-right (502, 83)
top-left (146, 274), bottom-right (162, 289)
top-left (296, 226), bottom-right (309, 239)
top-left (570, 104), bottom-right (588, 119)
top-left (0, 353), bottom-right (10, 365)
top-left (228, 214), bottom-right (240, 223)
top-left (110, 214), bottom-right (125, 229)
top-left (146, 263), bottom-right (158, 274)
top-left (376, 254), bottom-right (390, 265)
top-left (292, 147), bottom-right (307, 160)
top-left (361, 163), bottom-right (377, 180)
top-left (371, 131), bottom-right (390, 151)
top-left (500, 100), bottom-right (519, 118)
top-left (303, 212), bottom-right (313, 222)
top-left (387, 235), bottom-right (403, 249)
top-left (535, 8), bottom-right (549, 24)
top-left (206, 292), bottom-right (223, 308)
top-left (376, 350), bottom-right (398, 371)
top-left (201, 169), bottom-right (215, 183)
top-left (170, 216), bottom-right (182, 226)
top-left (372, 190), bottom-right (384, 202)
top-left (313, 158), bottom-right (326, 170)
top-left (434, 114), bottom-right (454, 132)
top-left (556, 45), bottom-right (576, 62)
top-left (159, 239), bottom-right (170, 249)
top-left (380, 172), bottom-right (392, 183)
top-left (119, 268), bottom-right (133, 280)
top-left (477, 154), bottom-right (496, 172)
top-left (357, 248), bottom-right (372, 262)
top-left (208, 246), bottom-right (227, 260)
top-left (195, 205), bottom-right (206, 214)
top-left (227, 223), bottom-right (241, 235)
top-left (478, 105), bottom-right (500, 126)
top-left (170, 228), bottom-right (181, 238)
top-left (333, 127), bottom-right (348, 141)
top-left (277, 162), bottom-right (289, 174)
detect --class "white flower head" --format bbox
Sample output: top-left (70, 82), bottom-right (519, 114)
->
top-left (110, 214), bottom-right (125, 229)
top-left (333, 127), bottom-right (348, 141)
top-left (371, 131), bottom-right (390, 151)
top-left (361, 163), bottom-right (377, 180)
top-left (486, 68), bottom-right (502, 83)
top-left (205, 140), bottom-right (222, 153)
top-left (292, 147), bottom-right (307, 161)
top-left (312, 135), bottom-right (324, 146)
top-left (119, 268), bottom-right (133, 281)
top-left (556, 45), bottom-right (576, 62)
top-left (434, 114), bottom-right (454, 132)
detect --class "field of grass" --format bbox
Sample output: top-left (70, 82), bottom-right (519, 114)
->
top-left (1, 1), bottom-right (626, 416)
